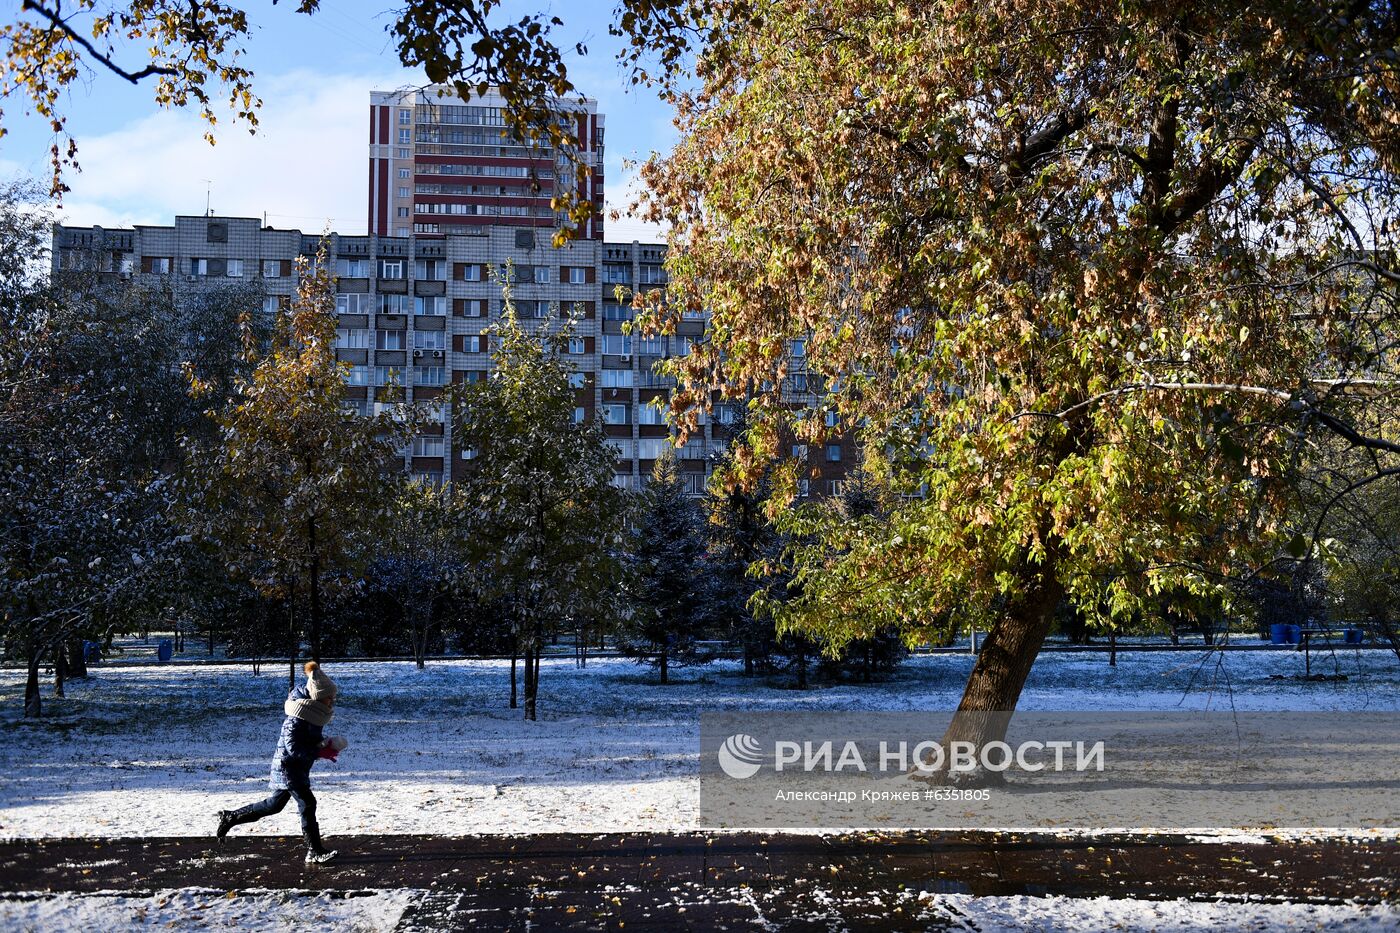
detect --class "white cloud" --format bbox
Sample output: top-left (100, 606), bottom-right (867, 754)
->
top-left (52, 69), bottom-right (414, 235)
top-left (44, 65), bottom-right (671, 244)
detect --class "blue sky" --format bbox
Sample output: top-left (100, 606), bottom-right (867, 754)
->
top-left (0, 1), bottom-right (674, 239)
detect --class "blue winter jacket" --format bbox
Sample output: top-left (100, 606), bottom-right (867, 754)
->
top-left (269, 685), bottom-right (324, 790)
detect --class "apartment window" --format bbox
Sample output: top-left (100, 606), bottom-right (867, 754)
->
top-left (607, 438), bottom-right (635, 460)
top-left (414, 330), bottom-right (445, 350)
top-left (600, 334), bottom-right (632, 356)
top-left (398, 167), bottom-right (411, 179)
top-left (415, 366), bottom-right (445, 386)
top-left (567, 337), bottom-right (586, 354)
top-left (567, 267), bottom-right (587, 284)
top-left (826, 444), bottom-right (842, 462)
top-left (515, 300), bottom-right (547, 319)
top-left (568, 372), bottom-right (587, 389)
top-left (336, 328), bottom-right (370, 350)
top-left (225, 259), bottom-right (244, 278)
top-left (603, 303), bottom-right (633, 322)
top-left (533, 266), bottom-right (551, 284)
top-left (378, 294), bottom-right (411, 314)
top-left (345, 365), bottom-right (370, 386)
top-left (336, 258), bottom-right (370, 278)
top-left (791, 373), bottom-right (809, 393)
top-left (145, 256), bottom-right (172, 274)
top-left (716, 406), bottom-right (738, 425)
top-left (396, 147), bottom-right (411, 158)
top-left (639, 335), bottom-right (666, 356)
top-left (458, 298), bottom-right (488, 318)
top-left (612, 473), bottom-right (635, 489)
top-left (458, 370), bottom-right (487, 384)
top-left (398, 128), bottom-right (411, 144)
top-left (261, 296), bottom-right (281, 314)
top-left (825, 410), bottom-right (840, 428)
top-left (397, 207), bottom-right (410, 218)
top-left (457, 263), bottom-right (483, 282)
top-left (462, 334), bottom-right (485, 353)
top-left (413, 259), bottom-right (445, 280)
top-left (396, 227), bottom-right (410, 237)
top-left (798, 479), bottom-right (811, 498)
top-left (373, 366), bottom-right (397, 386)
top-left (602, 404), bottom-right (629, 425)
top-left (398, 108), bottom-right (411, 125)
top-left (337, 293), bottom-right (370, 314)
top-left (414, 296), bottom-right (446, 316)
top-left (598, 369), bottom-right (633, 388)
top-left (636, 438), bottom-right (668, 460)
top-left (603, 264), bottom-right (631, 284)
top-left (412, 435), bottom-right (444, 458)
top-left (379, 259), bottom-right (404, 279)
top-left (261, 260), bottom-right (281, 278)
top-left (638, 403), bottom-right (666, 425)
top-left (397, 186), bottom-right (410, 198)
top-left (376, 330), bottom-right (405, 351)
top-left (342, 399), bottom-right (370, 417)
top-left (792, 445), bottom-right (808, 459)
top-left (790, 339), bottom-right (807, 358)
top-left (639, 264), bottom-right (667, 285)
top-left (573, 406), bottom-right (587, 424)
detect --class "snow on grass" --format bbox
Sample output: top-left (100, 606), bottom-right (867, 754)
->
top-left (1, 650), bottom-right (1397, 838)
top-left (937, 893), bottom-right (1400, 932)
top-left (0, 888), bottom-right (416, 931)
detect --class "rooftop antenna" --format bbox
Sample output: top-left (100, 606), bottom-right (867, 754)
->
top-left (202, 179), bottom-right (213, 217)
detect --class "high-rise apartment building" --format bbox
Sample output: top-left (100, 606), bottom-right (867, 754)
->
top-left (369, 87), bottom-right (604, 241)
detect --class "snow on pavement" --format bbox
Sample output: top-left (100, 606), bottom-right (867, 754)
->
top-left (1, 649), bottom-right (1397, 839)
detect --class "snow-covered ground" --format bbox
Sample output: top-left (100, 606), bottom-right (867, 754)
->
top-left (1, 888), bottom-right (1396, 932)
top-left (2, 648), bottom-right (1396, 839)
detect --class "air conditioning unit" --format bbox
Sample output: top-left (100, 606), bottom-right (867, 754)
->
top-left (186, 274), bottom-right (199, 282)
top-left (413, 349), bottom-right (424, 358)
top-left (432, 350), bottom-right (444, 359)
top-left (620, 354), bottom-right (632, 362)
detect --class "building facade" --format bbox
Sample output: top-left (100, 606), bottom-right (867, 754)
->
top-left (369, 86), bottom-right (604, 241)
top-left (49, 216), bottom-right (758, 494)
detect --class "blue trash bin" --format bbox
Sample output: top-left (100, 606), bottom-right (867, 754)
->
top-left (1344, 628), bottom-right (1364, 645)
top-left (1270, 623), bottom-right (1290, 645)
top-left (1286, 624), bottom-right (1302, 644)
top-left (157, 638), bottom-right (174, 663)
top-left (83, 640), bottom-right (101, 663)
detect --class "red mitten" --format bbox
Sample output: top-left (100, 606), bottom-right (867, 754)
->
top-left (317, 741), bottom-right (339, 762)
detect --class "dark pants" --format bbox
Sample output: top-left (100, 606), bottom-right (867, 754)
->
top-left (229, 784), bottom-right (321, 845)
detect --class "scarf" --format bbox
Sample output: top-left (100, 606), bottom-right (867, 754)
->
top-left (285, 696), bottom-right (334, 727)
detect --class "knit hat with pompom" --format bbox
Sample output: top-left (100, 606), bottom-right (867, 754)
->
top-left (304, 661), bottom-right (337, 702)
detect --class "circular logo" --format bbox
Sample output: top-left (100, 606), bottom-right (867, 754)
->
top-left (717, 733), bottom-right (764, 779)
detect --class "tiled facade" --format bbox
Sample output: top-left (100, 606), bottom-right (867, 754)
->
top-left (49, 216), bottom-right (759, 494)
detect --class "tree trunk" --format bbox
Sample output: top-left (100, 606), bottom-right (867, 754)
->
top-left (796, 643), bottom-right (808, 690)
top-left (307, 519), bottom-right (322, 663)
top-left (744, 645), bottom-right (754, 677)
top-left (67, 637), bottom-right (88, 678)
top-left (935, 563), bottom-right (1064, 784)
top-left (523, 643), bottom-right (538, 721)
top-left (24, 642), bottom-right (42, 718)
top-left (659, 646), bottom-right (669, 685)
top-left (1109, 630), bottom-right (1117, 667)
top-left (287, 592), bottom-right (297, 691)
top-left (53, 644), bottom-right (66, 698)
top-left (863, 644), bottom-right (872, 683)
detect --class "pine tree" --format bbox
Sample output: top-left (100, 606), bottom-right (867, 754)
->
top-left (454, 288), bottom-right (624, 720)
top-left (621, 449), bottom-right (710, 684)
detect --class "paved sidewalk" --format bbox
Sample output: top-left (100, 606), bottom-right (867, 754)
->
top-left (1, 832), bottom-right (1396, 930)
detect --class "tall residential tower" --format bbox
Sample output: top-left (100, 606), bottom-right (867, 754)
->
top-left (368, 87), bottom-right (605, 241)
